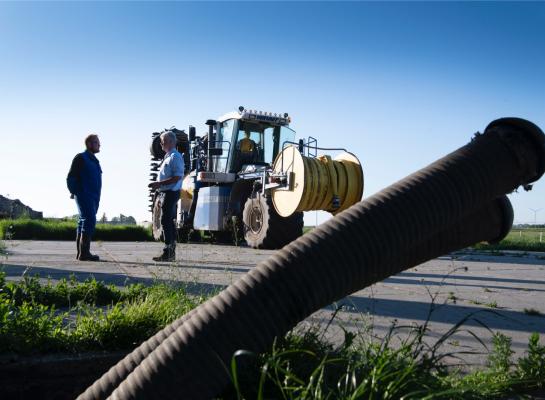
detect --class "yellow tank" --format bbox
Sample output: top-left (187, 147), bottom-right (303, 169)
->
top-left (271, 145), bottom-right (364, 217)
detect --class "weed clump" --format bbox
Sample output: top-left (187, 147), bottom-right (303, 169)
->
top-left (226, 318), bottom-right (545, 399)
top-left (0, 272), bottom-right (203, 354)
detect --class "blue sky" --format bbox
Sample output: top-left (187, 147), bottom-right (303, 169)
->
top-left (1, 2), bottom-right (544, 225)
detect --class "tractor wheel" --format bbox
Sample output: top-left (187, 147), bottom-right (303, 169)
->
top-left (151, 195), bottom-right (164, 241)
top-left (242, 194), bottom-right (303, 249)
top-left (150, 134), bottom-right (166, 160)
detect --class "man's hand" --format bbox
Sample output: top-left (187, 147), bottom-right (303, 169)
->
top-left (148, 182), bottom-right (161, 190)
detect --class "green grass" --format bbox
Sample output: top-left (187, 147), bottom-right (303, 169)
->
top-left (485, 301), bottom-right (498, 309)
top-left (0, 272), bottom-right (204, 354)
top-left (1, 273), bottom-right (146, 308)
top-left (2, 272), bottom-right (545, 398)
top-left (524, 308), bottom-right (543, 317)
top-left (226, 324), bottom-right (545, 400)
top-left (474, 229), bottom-right (545, 252)
top-left (0, 218), bottom-right (152, 241)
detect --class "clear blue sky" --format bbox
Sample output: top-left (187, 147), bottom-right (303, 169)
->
top-left (1, 2), bottom-right (544, 225)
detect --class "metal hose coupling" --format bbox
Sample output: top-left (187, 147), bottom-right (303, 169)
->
top-left (80, 118), bottom-right (543, 400)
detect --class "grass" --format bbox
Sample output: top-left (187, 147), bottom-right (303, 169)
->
top-left (0, 272), bottom-right (204, 354)
top-left (485, 301), bottom-right (498, 309)
top-left (225, 322), bottom-right (545, 400)
top-left (1, 272), bottom-right (545, 398)
top-left (524, 308), bottom-right (543, 317)
top-left (1, 273), bottom-right (145, 308)
top-left (474, 229), bottom-right (545, 252)
top-left (0, 218), bottom-right (153, 241)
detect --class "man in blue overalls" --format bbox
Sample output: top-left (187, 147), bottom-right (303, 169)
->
top-left (148, 131), bottom-right (184, 261)
top-left (67, 134), bottom-right (102, 261)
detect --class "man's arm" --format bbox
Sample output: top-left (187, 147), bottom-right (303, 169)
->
top-left (149, 175), bottom-right (182, 188)
top-left (67, 154), bottom-right (84, 195)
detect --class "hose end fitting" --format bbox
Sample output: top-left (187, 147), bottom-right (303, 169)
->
top-left (485, 117), bottom-right (545, 185)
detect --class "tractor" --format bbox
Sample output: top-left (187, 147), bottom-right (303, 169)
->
top-left (148, 107), bottom-right (363, 249)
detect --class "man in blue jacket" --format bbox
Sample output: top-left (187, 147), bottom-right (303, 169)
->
top-left (67, 134), bottom-right (102, 261)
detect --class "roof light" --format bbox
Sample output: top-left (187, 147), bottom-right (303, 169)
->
top-left (239, 108), bottom-right (292, 125)
top-left (238, 106), bottom-right (244, 112)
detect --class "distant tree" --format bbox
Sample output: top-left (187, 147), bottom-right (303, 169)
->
top-left (110, 214), bottom-right (137, 225)
top-left (100, 213), bottom-right (108, 223)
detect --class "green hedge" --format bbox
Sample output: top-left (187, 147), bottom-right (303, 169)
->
top-left (0, 219), bottom-right (152, 241)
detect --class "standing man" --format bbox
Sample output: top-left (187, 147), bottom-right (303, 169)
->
top-left (148, 131), bottom-right (184, 261)
top-left (67, 134), bottom-right (102, 261)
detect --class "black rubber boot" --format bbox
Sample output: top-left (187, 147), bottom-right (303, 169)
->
top-left (79, 234), bottom-right (100, 261)
top-left (152, 245), bottom-right (175, 262)
top-left (76, 232), bottom-right (82, 260)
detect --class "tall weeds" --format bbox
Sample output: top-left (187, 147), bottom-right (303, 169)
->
top-left (0, 273), bottom-right (204, 354)
top-left (227, 312), bottom-right (545, 399)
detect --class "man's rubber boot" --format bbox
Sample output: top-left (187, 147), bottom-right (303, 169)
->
top-left (152, 245), bottom-right (175, 262)
top-left (79, 234), bottom-right (100, 261)
top-left (76, 232), bottom-right (82, 260)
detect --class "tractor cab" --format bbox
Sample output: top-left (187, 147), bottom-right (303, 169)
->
top-left (210, 108), bottom-right (296, 174)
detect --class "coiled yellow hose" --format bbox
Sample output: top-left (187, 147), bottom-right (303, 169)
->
top-left (272, 145), bottom-right (364, 217)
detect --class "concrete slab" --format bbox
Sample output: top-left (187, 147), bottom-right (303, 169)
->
top-left (2, 240), bottom-right (544, 369)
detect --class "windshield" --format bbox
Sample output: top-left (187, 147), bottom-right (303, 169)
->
top-left (230, 120), bottom-right (296, 172)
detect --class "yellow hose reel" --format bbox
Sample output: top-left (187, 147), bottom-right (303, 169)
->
top-left (271, 145), bottom-right (364, 217)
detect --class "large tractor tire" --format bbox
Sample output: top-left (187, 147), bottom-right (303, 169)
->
top-left (152, 193), bottom-right (189, 243)
top-left (150, 129), bottom-right (190, 171)
top-left (242, 194), bottom-right (303, 249)
top-left (151, 194), bottom-right (164, 241)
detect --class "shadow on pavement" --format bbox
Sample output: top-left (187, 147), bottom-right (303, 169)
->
top-left (0, 263), bottom-right (226, 297)
top-left (329, 296), bottom-right (545, 333)
top-left (397, 271), bottom-right (545, 286)
top-left (384, 276), bottom-right (545, 292)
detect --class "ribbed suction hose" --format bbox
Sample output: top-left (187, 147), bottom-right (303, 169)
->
top-left (78, 196), bottom-right (512, 400)
top-left (81, 118), bottom-right (544, 400)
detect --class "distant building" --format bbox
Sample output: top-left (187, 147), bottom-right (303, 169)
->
top-left (0, 195), bottom-right (43, 219)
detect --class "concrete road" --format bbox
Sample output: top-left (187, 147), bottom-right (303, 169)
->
top-left (2, 240), bottom-right (545, 368)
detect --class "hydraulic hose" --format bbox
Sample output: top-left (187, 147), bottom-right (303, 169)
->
top-left (81, 118), bottom-right (544, 400)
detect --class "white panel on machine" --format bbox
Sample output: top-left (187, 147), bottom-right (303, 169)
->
top-left (193, 186), bottom-right (231, 231)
